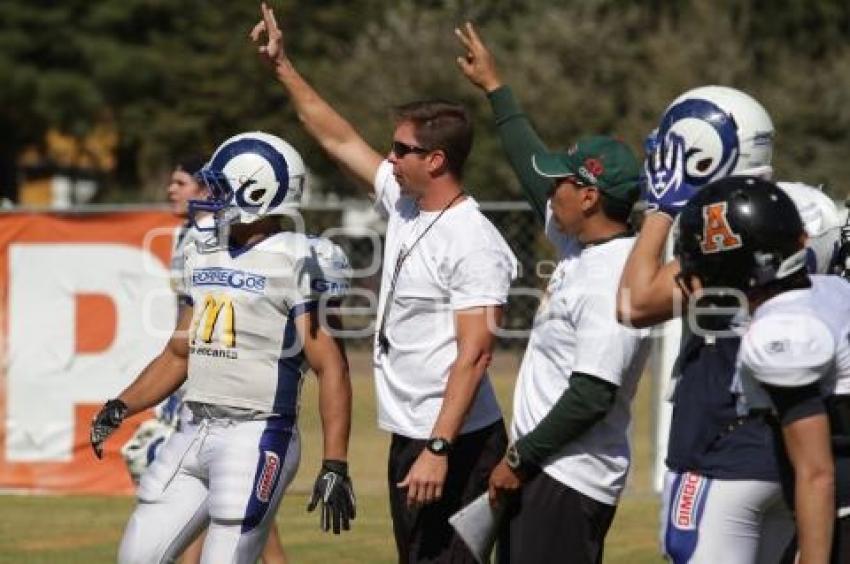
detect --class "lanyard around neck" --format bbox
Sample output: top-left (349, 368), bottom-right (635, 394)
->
top-left (376, 191), bottom-right (465, 354)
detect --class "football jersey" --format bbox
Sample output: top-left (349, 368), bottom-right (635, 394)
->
top-left (164, 216), bottom-right (215, 414)
top-left (734, 275), bottom-right (850, 414)
top-left (171, 216), bottom-right (215, 304)
top-left (181, 231), bottom-right (350, 415)
top-left (665, 181), bottom-right (844, 480)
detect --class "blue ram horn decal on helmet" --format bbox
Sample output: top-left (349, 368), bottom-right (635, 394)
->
top-left (656, 98), bottom-right (740, 188)
top-left (187, 131), bottom-right (306, 239)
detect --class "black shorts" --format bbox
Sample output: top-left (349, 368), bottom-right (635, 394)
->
top-left (833, 515), bottom-right (850, 564)
top-left (388, 421), bottom-right (508, 564)
top-left (498, 471), bottom-right (616, 564)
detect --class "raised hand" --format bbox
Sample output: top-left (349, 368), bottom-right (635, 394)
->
top-left (454, 22), bottom-right (503, 93)
top-left (644, 132), bottom-right (699, 218)
top-left (249, 2), bottom-right (287, 67)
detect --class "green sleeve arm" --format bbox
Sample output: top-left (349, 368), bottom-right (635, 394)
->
top-left (487, 85), bottom-right (553, 224)
top-left (515, 372), bottom-right (618, 466)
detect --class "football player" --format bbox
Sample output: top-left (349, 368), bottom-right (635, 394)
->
top-left (122, 155), bottom-right (290, 563)
top-left (90, 132), bottom-right (356, 563)
top-left (675, 176), bottom-right (849, 563)
top-left (121, 155), bottom-right (209, 488)
top-left (617, 86), bottom-right (843, 563)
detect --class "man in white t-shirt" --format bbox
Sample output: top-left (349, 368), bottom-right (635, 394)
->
top-left (482, 136), bottom-right (650, 564)
top-left (250, 6), bottom-right (518, 562)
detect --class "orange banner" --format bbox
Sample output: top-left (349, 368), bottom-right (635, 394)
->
top-left (0, 210), bottom-right (181, 493)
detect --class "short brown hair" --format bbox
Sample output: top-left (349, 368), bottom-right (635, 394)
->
top-left (393, 100), bottom-right (473, 179)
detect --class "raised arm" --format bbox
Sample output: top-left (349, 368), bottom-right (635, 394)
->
top-left (455, 22), bottom-right (551, 223)
top-left (250, 3), bottom-right (383, 194)
top-left (619, 133), bottom-right (705, 327)
top-left (89, 305), bottom-right (192, 458)
top-left (617, 212), bottom-right (684, 327)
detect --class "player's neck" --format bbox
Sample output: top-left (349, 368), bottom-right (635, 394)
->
top-left (228, 217), bottom-right (281, 248)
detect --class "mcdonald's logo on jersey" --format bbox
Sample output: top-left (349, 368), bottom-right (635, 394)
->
top-left (700, 202), bottom-right (743, 254)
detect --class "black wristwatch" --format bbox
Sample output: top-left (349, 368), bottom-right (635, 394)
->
top-left (426, 437), bottom-right (452, 456)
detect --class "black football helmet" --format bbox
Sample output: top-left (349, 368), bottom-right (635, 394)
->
top-left (675, 176), bottom-right (807, 294)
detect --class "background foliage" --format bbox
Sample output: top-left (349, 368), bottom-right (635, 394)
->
top-left (2, 0), bottom-right (849, 202)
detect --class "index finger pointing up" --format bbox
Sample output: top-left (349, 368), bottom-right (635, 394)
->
top-left (455, 25), bottom-right (473, 49)
top-left (261, 2), bottom-right (279, 33)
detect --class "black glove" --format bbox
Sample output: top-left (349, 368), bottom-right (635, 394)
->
top-left (90, 399), bottom-right (128, 459)
top-left (306, 459), bottom-right (356, 534)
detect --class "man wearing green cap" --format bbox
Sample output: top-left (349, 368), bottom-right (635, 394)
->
top-left (456, 23), bottom-right (650, 563)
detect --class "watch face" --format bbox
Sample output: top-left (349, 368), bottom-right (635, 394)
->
top-left (428, 438), bottom-right (449, 454)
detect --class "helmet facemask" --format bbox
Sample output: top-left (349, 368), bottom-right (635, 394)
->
top-left (187, 132), bottom-right (307, 250)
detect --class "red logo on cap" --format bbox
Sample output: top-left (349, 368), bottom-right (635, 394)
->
top-left (584, 158), bottom-right (605, 177)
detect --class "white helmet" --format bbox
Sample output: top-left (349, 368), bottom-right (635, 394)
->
top-left (120, 419), bottom-right (174, 485)
top-left (776, 181), bottom-right (842, 274)
top-left (191, 131), bottom-right (306, 228)
top-left (648, 86), bottom-right (775, 187)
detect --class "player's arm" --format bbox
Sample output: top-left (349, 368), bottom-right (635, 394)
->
top-left (89, 305), bottom-right (192, 458)
top-left (398, 306), bottom-right (501, 507)
top-left (250, 3), bottom-right (383, 194)
top-left (766, 383), bottom-right (834, 564)
top-left (298, 304), bottom-right (356, 534)
top-left (617, 213), bottom-right (684, 327)
top-left (298, 306), bottom-right (352, 463)
top-left (455, 22), bottom-right (551, 223)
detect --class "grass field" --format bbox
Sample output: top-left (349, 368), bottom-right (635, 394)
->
top-left (0, 352), bottom-right (663, 563)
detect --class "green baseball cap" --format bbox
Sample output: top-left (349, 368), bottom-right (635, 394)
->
top-left (532, 135), bottom-right (641, 204)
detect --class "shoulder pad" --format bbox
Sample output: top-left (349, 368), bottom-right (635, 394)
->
top-left (296, 236), bottom-right (352, 299)
top-left (741, 312), bottom-right (835, 387)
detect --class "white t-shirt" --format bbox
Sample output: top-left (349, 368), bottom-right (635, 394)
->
top-left (372, 161), bottom-right (518, 438)
top-left (511, 207), bottom-right (650, 505)
top-left (734, 275), bottom-right (850, 415)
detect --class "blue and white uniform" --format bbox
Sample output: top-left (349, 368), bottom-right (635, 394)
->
top-left (660, 331), bottom-right (794, 564)
top-left (118, 232), bottom-right (350, 564)
top-left (660, 182), bottom-right (842, 564)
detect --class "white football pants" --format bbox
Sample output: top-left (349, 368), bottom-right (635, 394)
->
top-left (660, 470), bottom-right (794, 564)
top-left (118, 415), bottom-right (300, 564)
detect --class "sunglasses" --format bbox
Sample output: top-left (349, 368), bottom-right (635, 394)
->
top-left (548, 175), bottom-right (592, 197)
top-left (391, 140), bottom-right (430, 158)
